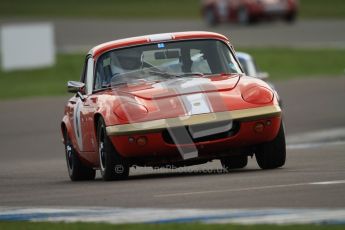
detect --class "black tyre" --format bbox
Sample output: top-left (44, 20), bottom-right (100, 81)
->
top-left (221, 155), bottom-right (248, 171)
top-left (97, 118), bottom-right (129, 181)
top-left (255, 122), bottom-right (286, 169)
top-left (64, 132), bottom-right (96, 181)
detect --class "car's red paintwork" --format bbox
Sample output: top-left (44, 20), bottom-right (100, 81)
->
top-left (61, 31), bottom-right (282, 169)
top-left (91, 31), bottom-right (229, 59)
top-left (202, 0), bottom-right (298, 25)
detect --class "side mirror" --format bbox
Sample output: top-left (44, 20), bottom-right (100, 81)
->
top-left (67, 81), bottom-right (85, 93)
top-left (256, 72), bottom-right (269, 80)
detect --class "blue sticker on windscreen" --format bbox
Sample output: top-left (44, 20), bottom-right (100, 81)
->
top-left (157, 43), bottom-right (165, 48)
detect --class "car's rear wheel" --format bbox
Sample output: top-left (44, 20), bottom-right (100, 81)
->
top-left (255, 122), bottom-right (286, 169)
top-left (97, 118), bottom-right (129, 181)
top-left (64, 131), bottom-right (96, 181)
top-left (221, 155), bottom-right (248, 171)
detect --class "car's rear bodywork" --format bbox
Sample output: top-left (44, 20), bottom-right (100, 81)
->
top-left (202, 0), bottom-right (298, 25)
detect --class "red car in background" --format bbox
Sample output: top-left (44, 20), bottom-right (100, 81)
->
top-left (202, 0), bottom-right (298, 25)
top-left (61, 31), bottom-right (285, 181)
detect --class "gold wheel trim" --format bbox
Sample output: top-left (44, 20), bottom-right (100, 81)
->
top-left (106, 105), bottom-right (281, 136)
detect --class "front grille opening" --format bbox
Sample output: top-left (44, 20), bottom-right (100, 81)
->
top-left (162, 121), bottom-right (240, 144)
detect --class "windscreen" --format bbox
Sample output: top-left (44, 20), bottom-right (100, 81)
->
top-left (94, 39), bottom-right (242, 90)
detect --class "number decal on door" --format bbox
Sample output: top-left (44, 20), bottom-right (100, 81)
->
top-left (73, 99), bottom-right (83, 151)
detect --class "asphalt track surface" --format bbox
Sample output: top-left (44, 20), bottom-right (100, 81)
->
top-left (55, 19), bottom-right (345, 51)
top-left (1, 19), bottom-right (345, 51)
top-left (0, 76), bottom-right (344, 208)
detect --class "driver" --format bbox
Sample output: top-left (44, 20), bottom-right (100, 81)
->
top-left (110, 49), bottom-right (142, 75)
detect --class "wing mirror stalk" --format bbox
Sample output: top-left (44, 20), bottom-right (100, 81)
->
top-left (67, 81), bottom-right (86, 101)
top-left (76, 91), bottom-right (85, 102)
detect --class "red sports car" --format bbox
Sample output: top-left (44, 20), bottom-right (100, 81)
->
top-left (202, 0), bottom-right (298, 25)
top-left (61, 31), bottom-right (286, 181)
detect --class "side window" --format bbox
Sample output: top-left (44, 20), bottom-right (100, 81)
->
top-left (94, 55), bottom-right (112, 91)
top-left (86, 58), bottom-right (94, 94)
top-left (238, 58), bottom-right (249, 75)
top-left (80, 56), bottom-right (94, 95)
top-left (217, 42), bottom-right (242, 73)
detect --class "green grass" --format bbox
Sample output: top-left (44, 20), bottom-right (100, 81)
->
top-left (0, 0), bottom-right (200, 19)
top-left (299, 0), bottom-right (345, 19)
top-left (0, 53), bottom-right (84, 99)
top-left (0, 222), bottom-right (344, 230)
top-left (0, 48), bottom-right (344, 100)
top-left (0, 0), bottom-right (344, 19)
top-left (238, 48), bottom-right (345, 79)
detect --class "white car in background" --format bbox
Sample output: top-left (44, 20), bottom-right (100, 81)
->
top-left (237, 51), bottom-right (282, 106)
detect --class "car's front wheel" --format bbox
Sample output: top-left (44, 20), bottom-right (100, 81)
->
top-left (64, 131), bottom-right (96, 181)
top-left (221, 155), bottom-right (248, 171)
top-left (255, 122), bottom-right (286, 169)
top-left (97, 118), bottom-right (129, 181)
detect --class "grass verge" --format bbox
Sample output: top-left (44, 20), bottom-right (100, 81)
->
top-left (0, 0), bottom-right (200, 19)
top-left (0, 48), bottom-right (344, 100)
top-left (238, 47), bottom-right (345, 79)
top-left (0, 222), bottom-right (344, 230)
top-left (299, 0), bottom-right (345, 19)
top-left (0, 53), bottom-right (83, 100)
top-left (0, 0), bottom-right (344, 19)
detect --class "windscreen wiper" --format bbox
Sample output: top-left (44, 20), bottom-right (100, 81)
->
top-left (148, 70), bottom-right (177, 79)
top-left (175, 72), bottom-right (204, 78)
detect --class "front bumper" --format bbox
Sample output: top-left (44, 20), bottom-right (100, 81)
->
top-left (106, 105), bottom-right (281, 136)
top-left (106, 105), bottom-right (282, 158)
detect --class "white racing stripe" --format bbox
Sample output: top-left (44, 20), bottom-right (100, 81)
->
top-left (1, 207), bottom-right (345, 225)
top-left (182, 93), bottom-right (211, 116)
top-left (147, 33), bottom-right (174, 42)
